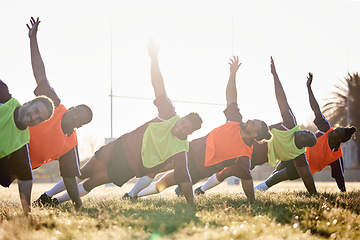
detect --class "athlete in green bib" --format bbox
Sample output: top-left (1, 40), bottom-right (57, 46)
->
top-left (0, 79), bottom-right (54, 214)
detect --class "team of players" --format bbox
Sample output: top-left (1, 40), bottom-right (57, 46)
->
top-left (0, 17), bottom-right (356, 213)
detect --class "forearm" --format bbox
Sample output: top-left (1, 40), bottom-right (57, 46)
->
top-left (272, 72), bottom-right (290, 112)
top-left (296, 165), bottom-right (317, 195)
top-left (179, 181), bottom-right (194, 204)
top-left (150, 56), bottom-right (165, 98)
top-left (63, 177), bottom-right (82, 209)
top-left (226, 72), bottom-right (237, 106)
top-left (307, 86), bottom-right (321, 114)
top-left (30, 36), bottom-right (47, 85)
top-left (241, 179), bottom-right (255, 202)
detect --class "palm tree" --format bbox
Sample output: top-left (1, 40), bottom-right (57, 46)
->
top-left (322, 72), bottom-right (360, 164)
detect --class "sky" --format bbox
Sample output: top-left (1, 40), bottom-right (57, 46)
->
top-left (1, 0), bottom-right (359, 158)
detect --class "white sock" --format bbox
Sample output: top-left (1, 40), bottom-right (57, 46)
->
top-left (45, 177), bottom-right (82, 197)
top-left (201, 173), bottom-right (221, 192)
top-left (128, 176), bottom-right (153, 197)
top-left (254, 181), bottom-right (269, 191)
top-left (78, 183), bottom-right (89, 197)
top-left (137, 182), bottom-right (159, 197)
top-left (55, 182), bottom-right (89, 204)
top-left (45, 180), bottom-right (66, 197)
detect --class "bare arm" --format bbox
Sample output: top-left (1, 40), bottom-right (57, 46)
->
top-left (178, 181), bottom-right (194, 205)
top-left (148, 39), bottom-right (166, 98)
top-left (226, 56), bottom-right (241, 107)
top-left (27, 17), bottom-right (47, 85)
top-left (63, 177), bottom-right (82, 210)
top-left (306, 73), bottom-right (321, 115)
top-left (270, 56), bottom-right (290, 113)
top-left (241, 179), bottom-right (255, 202)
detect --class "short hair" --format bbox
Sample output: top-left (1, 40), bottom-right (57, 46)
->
top-left (255, 121), bottom-right (272, 141)
top-left (29, 95), bottom-right (55, 120)
top-left (184, 112), bottom-right (203, 132)
top-left (78, 104), bottom-right (93, 125)
top-left (342, 126), bottom-right (357, 142)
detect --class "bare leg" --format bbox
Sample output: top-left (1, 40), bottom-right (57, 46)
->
top-left (138, 171), bottom-right (176, 197)
top-left (56, 169), bottom-right (110, 204)
top-left (79, 155), bottom-right (106, 180)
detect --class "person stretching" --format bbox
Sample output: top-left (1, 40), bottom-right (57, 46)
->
top-left (0, 79), bottom-right (54, 213)
top-left (192, 57), bottom-right (318, 196)
top-left (131, 56), bottom-right (271, 202)
top-left (254, 73), bottom-right (356, 192)
top-left (25, 17), bottom-right (93, 210)
top-left (39, 39), bottom-right (203, 207)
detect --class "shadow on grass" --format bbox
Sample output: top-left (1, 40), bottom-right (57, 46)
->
top-left (57, 197), bottom-right (200, 235)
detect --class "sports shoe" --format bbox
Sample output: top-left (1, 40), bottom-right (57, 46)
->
top-left (32, 193), bottom-right (53, 207)
top-left (194, 186), bottom-right (205, 195)
top-left (254, 182), bottom-right (269, 191)
top-left (51, 197), bottom-right (59, 207)
top-left (174, 186), bottom-right (183, 197)
top-left (122, 192), bottom-right (137, 201)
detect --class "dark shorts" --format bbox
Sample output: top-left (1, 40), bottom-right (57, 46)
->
top-left (330, 158), bottom-right (344, 179)
top-left (96, 141), bottom-right (136, 187)
top-left (283, 161), bottom-right (300, 180)
top-left (0, 144), bottom-right (33, 187)
top-left (58, 146), bottom-right (81, 178)
top-left (281, 153), bottom-right (310, 180)
top-left (187, 155), bottom-right (204, 184)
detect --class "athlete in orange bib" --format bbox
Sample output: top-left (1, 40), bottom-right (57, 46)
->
top-left (27, 17), bottom-right (92, 210)
top-left (126, 56), bottom-right (271, 201)
top-left (254, 73), bottom-right (356, 192)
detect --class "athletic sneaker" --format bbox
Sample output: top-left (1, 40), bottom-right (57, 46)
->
top-left (194, 186), bottom-right (205, 195)
top-left (51, 198), bottom-right (59, 207)
top-left (174, 186), bottom-right (183, 197)
top-left (32, 193), bottom-right (59, 207)
top-left (122, 193), bottom-right (137, 201)
top-left (254, 181), bottom-right (269, 191)
top-left (32, 193), bottom-right (53, 207)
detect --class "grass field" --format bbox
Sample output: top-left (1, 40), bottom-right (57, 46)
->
top-left (1, 181), bottom-right (360, 239)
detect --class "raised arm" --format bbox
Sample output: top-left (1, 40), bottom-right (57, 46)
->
top-left (226, 56), bottom-right (241, 107)
top-left (27, 17), bottom-right (47, 85)
top-left (148, 39), bottom-right (166, 98)
top-left (306, 72), bottom-right (321, 115)
top-left (270, 56), bottom-right (291, 113)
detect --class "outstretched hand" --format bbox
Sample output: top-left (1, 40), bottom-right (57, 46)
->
top-left (306, 72), bottom-right (313, 87)
top-left (228, 56), bottom-right (241, 74)
top-left (27, 17), bottom-right (40, 38)
top-left (270, 56), bottom-right (277, 75)
top-left (147, 38), bottom-right (159, 59)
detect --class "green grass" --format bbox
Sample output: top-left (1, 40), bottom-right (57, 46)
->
top-left (0, 182), bottom-right (359, 239)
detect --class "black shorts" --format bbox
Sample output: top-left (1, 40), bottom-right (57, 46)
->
top-left (0, 144), bottom-right (33, 187)
top-left (330, 158), bottom-right (344, 179)
top-left (105, 142), bottom-right (136, 187)
top-left (283, 161), bottom-right (300, 180)
top-left (283, 153), bottom-right (309, 181)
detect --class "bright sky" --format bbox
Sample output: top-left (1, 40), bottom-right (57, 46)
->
top-left (1, 0), bottom-right (359, 157)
